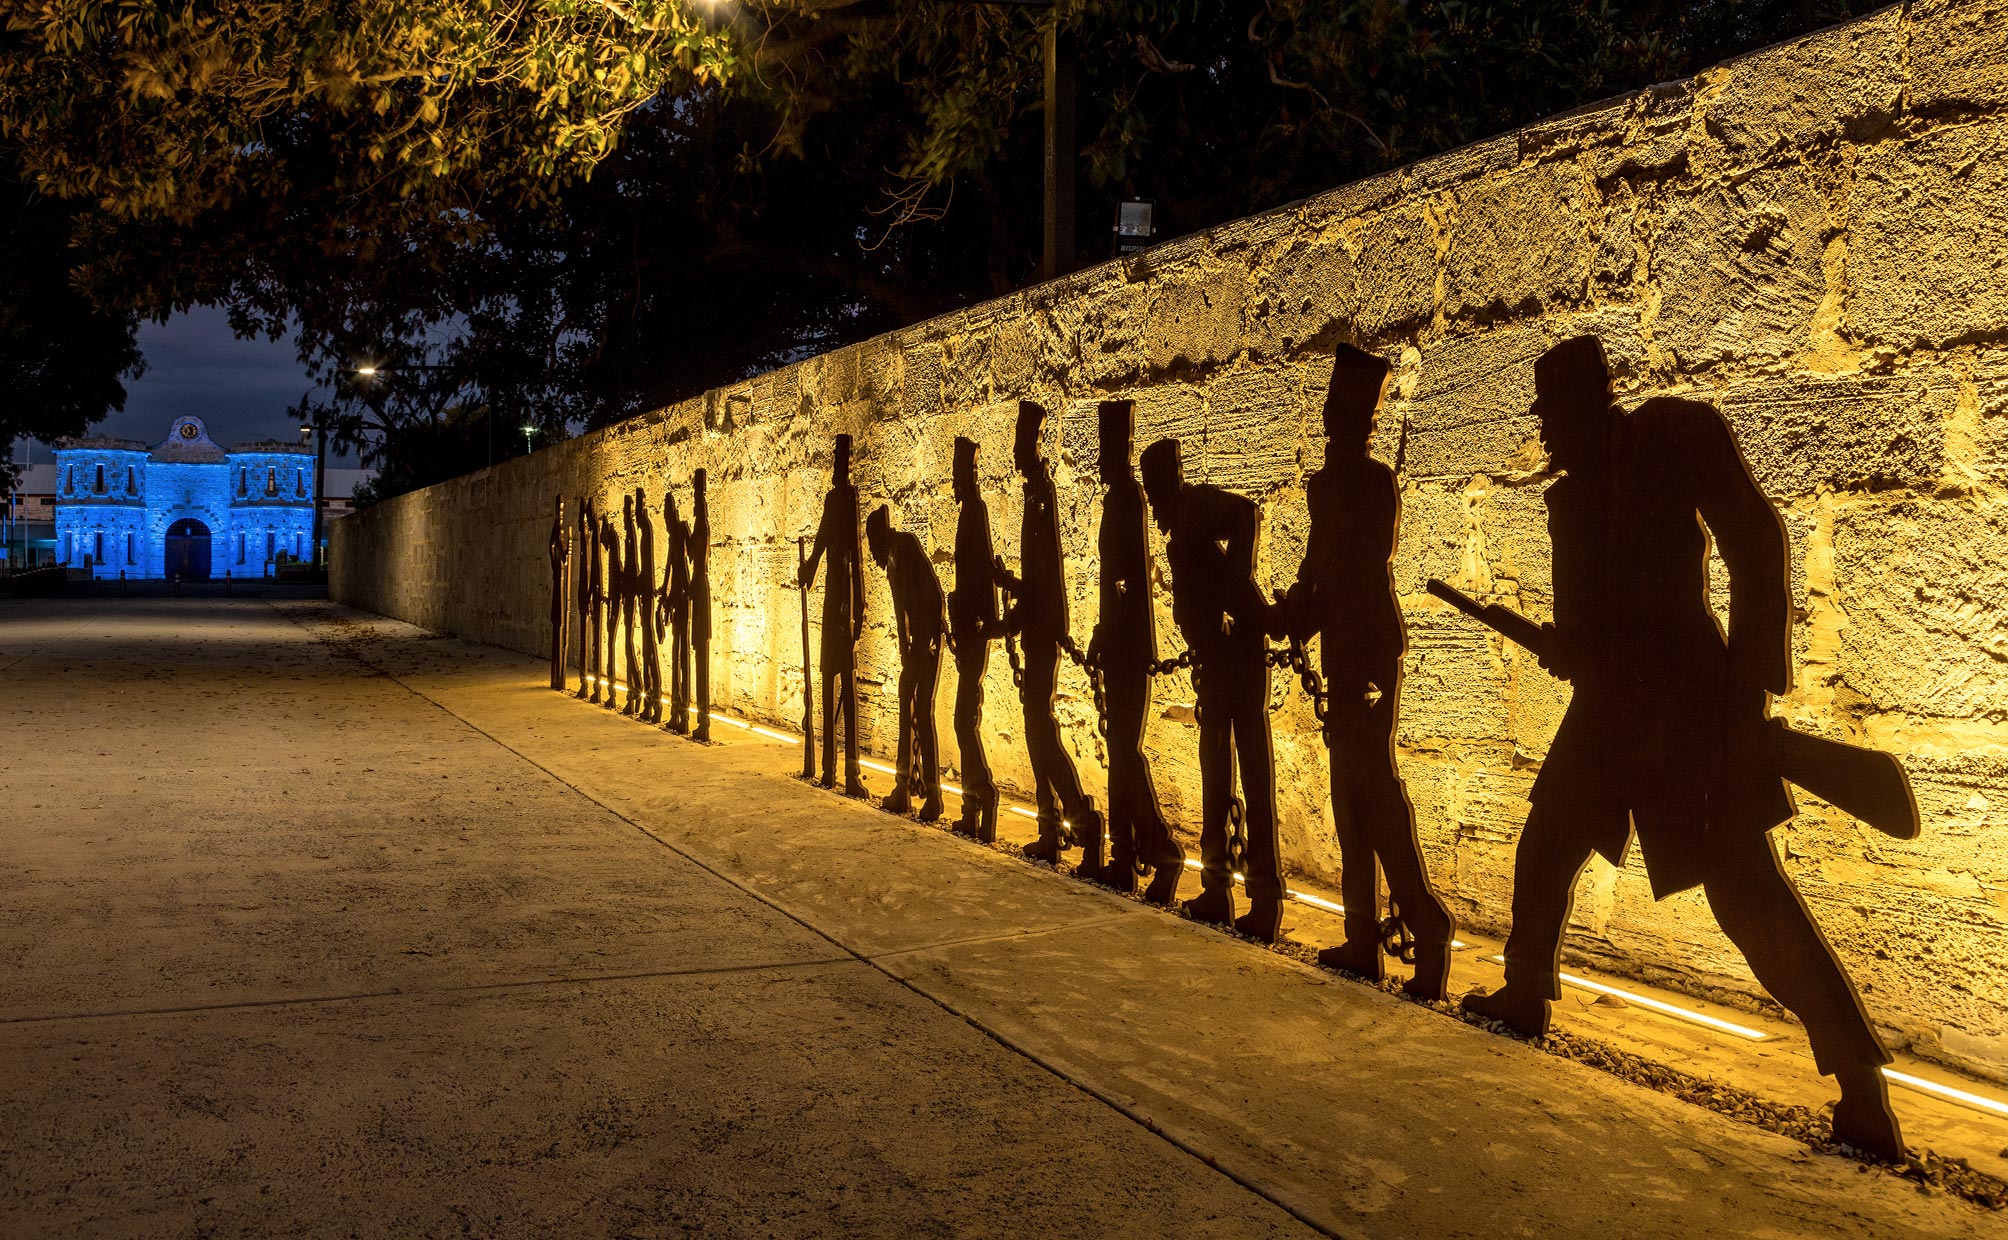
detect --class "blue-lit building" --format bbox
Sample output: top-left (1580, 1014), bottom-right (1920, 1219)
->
top-left (53, 416), bottom-right (316, 579)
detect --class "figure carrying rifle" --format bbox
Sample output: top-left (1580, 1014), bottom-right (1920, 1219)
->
top-left (799, 434), bottom-right (867, 796)
top-left (947, 436), bottom-right (1001, 842)
top-left (1086, 400), bottom-right (1182, 901)
top-left (867, 504), bottom-right (946, 822)
top-left (1459, 335), bottom-right (1908, 1162)
top-left (1141, 437), bottom-right (1284, 943)
top-left (996, 401), bottom-right (1104, 865)
top-left (1268, 345), bottom-right (1454, 997)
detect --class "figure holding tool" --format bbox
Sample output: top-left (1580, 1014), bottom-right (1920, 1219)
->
top-left (661, 488), bottom-right (692, 733)
top-left (1454, 335), bottom-right (1915, 1161)
top-left (946, 436), bottom-right (1001, 842)
top-left (633, 486), bottom-right (662, 723)
top-left (619, 493), bottom-right (642, 717)
top-left (799, 434), bottom-right (867, 796)
top-left (598, 506), bottom-right (621, 709)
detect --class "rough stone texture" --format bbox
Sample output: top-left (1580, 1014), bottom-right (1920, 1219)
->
top-left (335, 2), bottom-right (2008, 1081)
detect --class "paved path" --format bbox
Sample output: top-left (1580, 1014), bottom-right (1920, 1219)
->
top-left (0, 598), bottom-right (1988, 1237)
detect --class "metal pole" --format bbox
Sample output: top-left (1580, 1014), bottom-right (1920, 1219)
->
top-left (312, 424), bottom-right (327, 566)
top-left (1041, 21), bottom-right (1077, 282)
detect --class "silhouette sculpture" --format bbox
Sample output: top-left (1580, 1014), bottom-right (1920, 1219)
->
top-left (1457, 335), bottom-right (1910, 1162)
top-left (796, 533), bottom-right (815, 778)
top-left (599, 509), bottom-right (622, 710)
top-left (1087, 400), bottom-right (1182, 901)
top-left (690, 469), bottom-right (713, 743)
top-left (548, 496), bottom-right (569, 691)
top-left (997, 401), bottom-right (1104, 864)
top-left (799, 434), bottom-right (867, 795)
top-left (1140, 437), bottom-right (1284, 944)
top-left (947, 436), bottom-right (1001, 842)
top-left (659, 488), bottom-right (691, 733)
top-left (1269, 346), bottom-right (1455, 998)
top-left (583, 498), bottom-right (607, 703)
top-left (867, 505), bottom-right (946, 822)
top-left (573, 495), bottom-right (594, 698)
top-left (619, 494), bottom-right (643, 716)
top-left (633, 486), bottom-right (662, 723)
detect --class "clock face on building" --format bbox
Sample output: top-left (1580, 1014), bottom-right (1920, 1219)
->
top-left (178, 422), bottom-right (199, 440)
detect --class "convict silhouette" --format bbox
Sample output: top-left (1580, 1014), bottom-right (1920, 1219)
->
top-left (1141, 437), bottom-right (1283, 943)
top-left (690, 469), bottom-right (713, 743)
top-left (659, 488), bottom-right (691, 734)
top-left (1270, 346), bottom-right (1455, 998)
top-left (947, 436), bottom-right (1001, 842)
top-left (1459, 335), bottom-right (1907, 1161)
top-left (997, 401), bottom-right (1104, 864)
top-left (548, 495), bottom-right (569, 691)
top-left (867, 505), bottom-right (946, 822)
top-left (633, 486), bottom-right (662, 723)
top-left (1086, 400), bottom-right (1182, 901)
top-left (599, 509), bottom-right (622, 710)
top-left (582, 495), bottom-right (602, 698)
top-left (619, 494), bottom-right (642, 717)
top-left (800, 434), bottom-right (867, 796)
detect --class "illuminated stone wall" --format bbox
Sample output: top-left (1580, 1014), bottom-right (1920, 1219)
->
top-left (334, 0), bottom-right (2008, 1080)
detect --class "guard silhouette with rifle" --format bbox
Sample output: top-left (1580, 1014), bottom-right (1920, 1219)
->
top-left (1141, 437), bottom-right (1285, 943)
top-left (996, 401), bottom-right (1104, 865)
top-left (1087, 400), bottom-right (1183, 901)
top-left (1456, 335), bottom-right (1914, 1162)
top-left (633, 486), bottom-right (662, 723)
top-left (690, 469), bottom-right (713, 742)
top-left (867, 504), bottom-right (946, 823)
top-left (1268, 345), bottom-right (1455, 998)
top-left (548, 495), bottom-right (569, 691)
top-left (947, 436), bottom-right (1001, 842)
top-left (799, 434), bottom-right (868, 796)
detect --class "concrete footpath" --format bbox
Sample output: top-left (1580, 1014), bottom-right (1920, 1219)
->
top-left (0, 598), bottom-right (1990, 1238)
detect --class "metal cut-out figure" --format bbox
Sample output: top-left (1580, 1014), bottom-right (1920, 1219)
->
top-left (1087, 400), bottom-right (1182, 901)
top-left (997, 401), bottom-right (1104, 864)
top-left (658, 488), bottom-right (690, 733)
top-left (620, 494), bottom-right (642, 716)
top-left (1269, 346), bottom-right (1454, 997)
top-left (1459, 335), bottom-right (1908, 1162)
top-left (574, 496), bottom-right (595, 698)
top-left (548, 496), bottom-right (569, 691)
top-left (584, 498), bottom-right (607, 703)
top-left (867, 505), bottom-right (946, 822)
top-left (799, 434), bottom-right (867, 796)
top-left (691, 470), bottom-right (713, 743)
top-left (947, 436), bottom-right (1001, 842)
top-left (599, 510), bottom-right (622, 710)
top-left (633, 486), bottom-right (662, 723)
top-left (1140, 437), bottom-right (1284, 944)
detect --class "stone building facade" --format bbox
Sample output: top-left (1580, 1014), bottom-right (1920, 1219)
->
top-left (333, 2), bottom-right (2008, 1081)
top-left (55, 416), bottom-right (316, 578)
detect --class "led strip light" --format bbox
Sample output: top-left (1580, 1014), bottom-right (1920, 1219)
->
top-left (569, 673), bottom-right (2008, 1120)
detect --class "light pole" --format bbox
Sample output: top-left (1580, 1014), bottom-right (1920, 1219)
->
top-left (521, 424), bottom-right (538, 456)
top-left (300, 420), bottom-right (327, 567)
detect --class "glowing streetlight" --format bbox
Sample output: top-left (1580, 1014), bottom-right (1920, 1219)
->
top-left (354, 365), bottom-right (378, 377)
top-left (521, 423), bottom-right (537, 455)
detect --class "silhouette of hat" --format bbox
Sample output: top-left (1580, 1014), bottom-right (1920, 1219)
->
top-left (1014, 401), bottom-right (1047, 456)
top-left (1322, 345), bottom-right (1392, 441)
top-left (1139, 437), bottom-right (1181, 489)
top-left (1098, 400), bottom-right (1134, 462)
top-left (952, 436), bottom-right (979, 471)
top-left (1534, 336), bottom-right (1612, 400)
top-left (833, 433), bottom-right (853, 472)
top-left (865, 503), bottom-right (891, 541)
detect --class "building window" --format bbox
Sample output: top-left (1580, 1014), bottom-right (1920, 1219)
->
top-left (63, 467), bottom-right (73, 495)
top-left (94, 464), bottom-right (105, 494)
top-left (238, 467), bottom-right (247, 497)
top-left (236, 533), bottom-right (245, 565)
top-left (125, 466), bottom-right (137, 496)
top-left (265, 530), bottom-right (275, 560)
top-left (126, 533), bottom-right (135, 565)
top-left (265, 466), bottom-right (278, 496)
top-left (93, 530), bottom-right (103, 562)
top-left (295, 469), bottom-right (305, 498)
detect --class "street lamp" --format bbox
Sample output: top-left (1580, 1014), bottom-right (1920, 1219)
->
top-left (521, 424), bottom-right (537, 455)
top-left (300, 420), bottom-right (327, 567)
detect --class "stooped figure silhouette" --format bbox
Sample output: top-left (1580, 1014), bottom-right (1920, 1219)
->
top-left (548, 495), bottom-right (569, 691)
top-left (947, 436), bottom-right (1001, 842)
top-left (867, 505), bottom-right (946, 823)
top-left (578, 495), bottom-right (601, 701)
top-left (996, 401), bottom-right (1104, 865)
top-left (1460, 335), bottom-right (1905, 1161)
top-left (690, 470), bottom-right (713, 743)
top-left (1086, 400), bottom-right (1183, 901)
top-left (662, 488), bottom-right (693, 734)
top-left (1270, 346), bottom-right (1455, 998)
top-left (633, 486), bottom-right (662, 723)
top-left (799, 434), bottom-right (867, 796)
top-left (1140, 437), bottom-right (1285, 944)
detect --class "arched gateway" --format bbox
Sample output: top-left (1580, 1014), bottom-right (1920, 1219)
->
top-left (164, 518), bottom-right (212, 580)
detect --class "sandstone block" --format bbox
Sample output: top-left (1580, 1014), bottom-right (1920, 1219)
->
top-left (1702, 8), bottom-right (1903, 157)
top-left (1444, 162), bottom-right (1598, 323)
top-left (1652, 163), bottom-right (1830, 370)
top-left (1348, 202), bottom-right (1436, 340)
top-left (1145, 270), bottom-right (1245, 373)
top-left (1395, 324), bottom-right (1552, 480)
top-left (1907, 0), bottom-right (2008, 113)
top-left (1717, 372), bottom-right (1953, 499)
top-left (1245, 229), bottom-right (1360, 360)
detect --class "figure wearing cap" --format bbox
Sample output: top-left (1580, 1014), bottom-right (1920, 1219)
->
top-left (1085, 400), bottom-right (1183, 901)
top-left (1140, 436), bottom-right (1285, 943)
top-left (995, 401), bottom-right (1105, 863)
top-left (577, 495), bottom-right (600, 700)
top-left (632, 486), bottom-right (662, 723)
top-left (1462, 335), bottom-right (1904, 1161)
top-left (867, 505), bottom-right (946, 822)
top-left (598, 506), bottom-right (623, 711)
top-left (1268, 345), bottom-right (1454, 997)
top-left (799, 434), bottom-right (868, 796)
top-left (947, 436), bottom-right (1002, 841)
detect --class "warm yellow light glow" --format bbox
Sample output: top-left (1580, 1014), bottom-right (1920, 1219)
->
top-left (751, 727), bottom-right (800, 745)
top-left (1482, 955), bottom-right (1767, 1040)
top-left (578, 676), bottom-right (795, 742)
top-left (355, 365), bottom-right (378, 376)
top-left (1880, 1068), bottom-right (2008, 1118)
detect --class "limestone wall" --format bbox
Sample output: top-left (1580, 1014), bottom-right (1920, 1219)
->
top-left (334, 0), bottom-right (2008, 1080)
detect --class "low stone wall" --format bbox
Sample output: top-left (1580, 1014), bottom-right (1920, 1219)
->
top-left (335, 0), bottom-right (2008, 1080)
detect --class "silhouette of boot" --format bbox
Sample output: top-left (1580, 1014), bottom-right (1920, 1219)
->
top-left (1100, 846), bottom-right (1139, 896)
top-left (1022, 811), bottom-right (1072, 864)
top-left (1403, 936), bottom-right (1454, 1003)
top-left (976, 794), bottom-right (998, 844)
top-left (1235, 898), bottom-right (1283, 944)
top-left (916, 793), bottom-right (944, 824)
top-left (1074, 828), bottom-right (1109, 885)
top-left (882, 787), bottom-right (913, 816)
top-left (1461, 983), bottom-right (1550, 1038)
top-left (1184, 887), bottom-right (1235, 927)
top-left (1317, 937), bottom-right (1384, 982)
top-left (844, 769), bottom-right (869, 799)
top-left (1832, 1066), bottom-right (1905, 1163)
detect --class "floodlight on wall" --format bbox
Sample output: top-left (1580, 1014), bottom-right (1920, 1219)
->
top-left (1114, 198), bottom-right (1156, 257)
